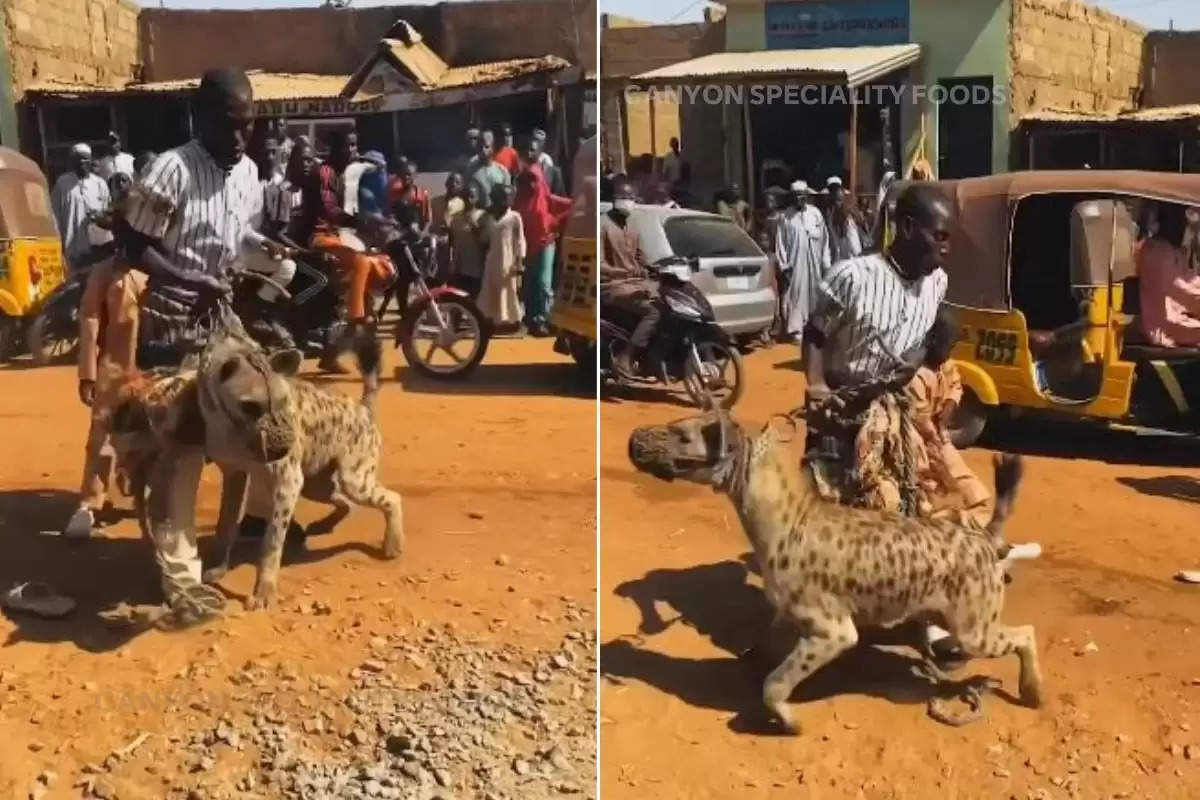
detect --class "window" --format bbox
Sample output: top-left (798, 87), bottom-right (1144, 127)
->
top-left (663, 216), bottom-right (762, 259)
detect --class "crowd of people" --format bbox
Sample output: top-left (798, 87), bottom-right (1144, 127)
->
top-left (52, 66), bottom-right (575, 540)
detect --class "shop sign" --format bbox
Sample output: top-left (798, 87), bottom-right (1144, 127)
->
top-left (766, 0), bottom-right (909, 49)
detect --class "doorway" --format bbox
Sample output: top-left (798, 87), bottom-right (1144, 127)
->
top-left (936, 76), bottom-right (994, 178)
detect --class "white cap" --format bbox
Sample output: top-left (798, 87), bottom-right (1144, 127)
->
top-left (790, 180), bottom-right (812, 194)
top-left (71, 143), bottom-right (92, 158)
top-left (826, 176), bottom-right (843, 188)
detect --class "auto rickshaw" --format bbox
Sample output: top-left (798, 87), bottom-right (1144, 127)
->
top-left (878, 171), bottom-right (1200, 445)
top-left (552, 134), bottom-right (597, 373)
top-left (0, 146), bottom-right (65, 360)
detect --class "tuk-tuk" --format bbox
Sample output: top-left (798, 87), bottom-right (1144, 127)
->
top-left (879, 171), bottom-right (1200, 445)
top-left (552, 134), bottom-right (597, 372)
top-left (0, 146), bottom-right (65, 359)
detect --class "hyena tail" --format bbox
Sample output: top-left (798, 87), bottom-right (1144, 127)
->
top-left (353, 330), bottom-right (383, 418)
top-left (986, 453), bottom-right (1024, 557)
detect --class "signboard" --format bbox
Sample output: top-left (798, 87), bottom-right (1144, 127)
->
top-left (765, 0), bottom-right (909, 49)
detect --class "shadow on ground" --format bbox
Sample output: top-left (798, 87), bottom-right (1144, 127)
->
top-left (977, 418), bottom-right (1200, 468)
top-left (603, 557), bottom-right (1022, 735)
top-left (1116, 475), bottom-right (1200, 504)
top-left (392, 362), bottom-right (592, 399)
top-left (0, 489), bottom-right (389, 653)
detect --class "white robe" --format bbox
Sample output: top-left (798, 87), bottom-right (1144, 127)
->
top-left (478, 209), bottom-right (526, 325)
top-left (776, 205), bottom-right (831, 337)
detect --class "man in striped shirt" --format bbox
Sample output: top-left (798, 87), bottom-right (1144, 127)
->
top-left (113, 68), bottom-right (260, 615)
top-left (803, 183), bottom-right (954, 660)
top-left (803, 183), bottom-right (951, 399)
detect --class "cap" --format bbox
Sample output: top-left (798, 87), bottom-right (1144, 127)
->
top-left (71, 143), bottom-right (93, 158)
top-left (826, 176), bottom-right (843, 188)
top-left (466, 127), bottom-right (481, 137)
top-left (790, 180), bottom-right (812, 194)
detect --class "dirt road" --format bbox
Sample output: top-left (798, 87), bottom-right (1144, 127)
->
top-left (600, 344), bottom-right (1200, 800)
top-left (0, 339), bottom-right (596, 800)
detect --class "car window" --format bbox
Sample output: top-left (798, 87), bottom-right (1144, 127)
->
top-left (663, 216), bottom-right (762, 259)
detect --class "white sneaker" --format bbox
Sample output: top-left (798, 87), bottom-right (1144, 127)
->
top-left (926, 624), bottom-right (952, 644)
top-left (63, 507), bottom-right (95, 539)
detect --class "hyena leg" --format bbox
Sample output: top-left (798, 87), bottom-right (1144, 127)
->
top-left (763, 607), bottom-right (858, 735)
top-left (246, 465), bottom-right (304, 611)
top-left (338, 465), bottom-right (404, 559)
top-left (955, 621), bottom-right (1043, 709)
top-left (203, 469), bottom-right (249, 584)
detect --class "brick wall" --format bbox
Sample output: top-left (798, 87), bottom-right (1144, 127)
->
top-left (1009, 0), bottom-right (1143, 123)
top-left (1142, 31), bottom-right (1200, 108)
top-left (139, 0), bottom-right (593, 83)
top-left (3, 0), bottom-right (139, 96)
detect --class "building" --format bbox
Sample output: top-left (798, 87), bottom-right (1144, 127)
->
top-left (599, 15), bottom-right (724, 174)
top-left (620, 0), bottom-right (1144, 208)
top-left (0, 0), bottom-right (594, 178)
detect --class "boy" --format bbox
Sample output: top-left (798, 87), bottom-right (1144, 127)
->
top-left (905, 308), bottom-right (991, 529)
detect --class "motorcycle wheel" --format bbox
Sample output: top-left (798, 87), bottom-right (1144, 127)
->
top-left (398, 295), bottom-right (490, 379)
top-left (682, 340), bottom-right (745, 409)
top-left (27, 309), bottom-right (79, 366)
top-left (568, 336), bottom-right (596, 376)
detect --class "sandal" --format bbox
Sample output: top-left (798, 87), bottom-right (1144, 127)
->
top-left (1176, 570), bottom-right (1200, 584)
top-left (3, 582), bottom-right (76, 618)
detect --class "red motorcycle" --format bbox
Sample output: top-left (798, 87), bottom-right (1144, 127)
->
top-left (385, 230), bottom-right (491, 380)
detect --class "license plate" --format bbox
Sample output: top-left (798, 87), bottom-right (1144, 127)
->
top-left (724, 276), bottom-right (751, 290)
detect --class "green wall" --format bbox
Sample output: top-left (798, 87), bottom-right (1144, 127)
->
top-left (906, 0), bottom-right (1011, 175)
top-left (724, 0), bottom-right (1013, 176)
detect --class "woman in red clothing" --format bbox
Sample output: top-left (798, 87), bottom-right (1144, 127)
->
top-left (513, 149), bottom-right (572, 336)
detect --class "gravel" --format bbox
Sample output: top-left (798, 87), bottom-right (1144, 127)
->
top-left (117, 623), bottom-right (597, 800)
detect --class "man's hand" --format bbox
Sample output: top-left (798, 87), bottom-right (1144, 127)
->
top-left (262, 240), bottom-right (286, 260)
top-left (805, 383), bottom-right (833, 406)
top-left (79, 380), bottom-right (95, 407)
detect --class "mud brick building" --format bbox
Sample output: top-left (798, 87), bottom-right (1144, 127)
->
top-left (0, 0), bottom-right (595, 179)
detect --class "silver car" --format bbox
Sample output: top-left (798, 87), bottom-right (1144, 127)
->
top-left (601, 203), bottom-right (776, 339)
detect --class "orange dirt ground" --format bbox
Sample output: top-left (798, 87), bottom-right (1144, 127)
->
top-left (600, 344), bottom-right (1200, 800)
top-left (0, 339), bottom-right (596, 800)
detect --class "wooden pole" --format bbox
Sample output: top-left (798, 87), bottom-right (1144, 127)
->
top-left (743, 94), bottom-right (755, 215)
top-left (649, 89), bottom-right (657, 161)
top-left (849, 93), bottom-right (859, 201)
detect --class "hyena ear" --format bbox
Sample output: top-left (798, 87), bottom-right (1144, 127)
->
top-left (269, 349), bottom-right (303, 377)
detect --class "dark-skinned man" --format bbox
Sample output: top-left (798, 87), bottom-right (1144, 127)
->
top-left (102, 67), bottom-right (261, 619)
top-left (601, 178), bottom-right (660, 377)
top-left (802, 182), bottom-right (953, 657)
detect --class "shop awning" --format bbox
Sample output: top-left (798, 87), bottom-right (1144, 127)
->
top-left (630, 43), bottom-right (921, 88)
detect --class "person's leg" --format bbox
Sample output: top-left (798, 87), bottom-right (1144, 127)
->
top-left (938, 440), bottom-right (992, 529)
top-left (521, 249), bottom-right (539, 329)
top-left (615, 288), bottom-right (660, 376)
top-left (536, 242), bottom-right (556, 332)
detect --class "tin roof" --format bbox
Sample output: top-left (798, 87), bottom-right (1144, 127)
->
top-left (342, 20), bottom-right (573, 98)
top-left (1021, 105), bottom-right (1200, 124)
top-left (631, 43), bottom-right (921, 88)
top-left (27, 71), bottom-right (351, 102)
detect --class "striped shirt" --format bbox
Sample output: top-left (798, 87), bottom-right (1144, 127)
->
top-left (51, 171), bottom-right (110, 266)
top-left (809, 253), bottom-right (947, 387)
top-left (125, 139), bottom-right (260, 277)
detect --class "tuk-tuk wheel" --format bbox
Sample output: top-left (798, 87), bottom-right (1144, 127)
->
top-left (0, 316), bottom-right (21, 361)
top-left (948, 389), bottom-right (988, 449)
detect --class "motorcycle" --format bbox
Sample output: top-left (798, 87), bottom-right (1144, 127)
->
top-left (386, 227), bottom-right (492, 380)
top-left (601, 256), bottom-right (745, 409)
top-left (231, 242), bottom-right (342, 356)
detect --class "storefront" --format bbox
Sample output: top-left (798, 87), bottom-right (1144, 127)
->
top-left (631, 0), bottom-right (1141, 207)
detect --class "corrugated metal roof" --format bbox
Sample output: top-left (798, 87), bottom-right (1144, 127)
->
top-left (632, 43), bottom-right (921, 88)
top-left (1022, 104), bottom-right (1200, 124)
top-left (437, 56), bottom-right (572, 89)
top-left (27, 71), bottom-right (350, 102)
